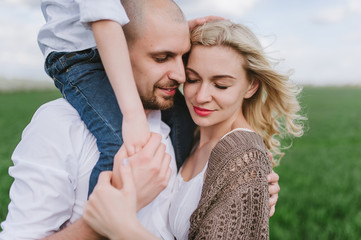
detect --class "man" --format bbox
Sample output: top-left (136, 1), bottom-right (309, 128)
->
top-left (0, 0), bottom-right (279, 239)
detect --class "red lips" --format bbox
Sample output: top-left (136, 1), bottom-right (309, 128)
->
top-left (193, 106), bottom-right (214, 116)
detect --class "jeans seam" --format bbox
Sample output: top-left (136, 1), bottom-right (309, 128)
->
top-left (65, 71), bottom-right (122, 143)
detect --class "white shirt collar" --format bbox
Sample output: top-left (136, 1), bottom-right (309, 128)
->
top-left (147, 110), bottom-right (171, 139)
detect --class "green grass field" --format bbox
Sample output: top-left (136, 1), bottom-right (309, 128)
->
top-left (1, 87), bottom-right (360, 239)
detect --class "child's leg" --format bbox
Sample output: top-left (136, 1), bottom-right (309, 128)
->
top-left (45, 49), bottom-right (123, 195)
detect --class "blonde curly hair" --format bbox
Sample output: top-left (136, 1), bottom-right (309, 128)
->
top-left (190, 20), bottom-right (306, 166)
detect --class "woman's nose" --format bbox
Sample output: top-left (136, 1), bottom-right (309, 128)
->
top-left (196, 83), bottom-right (212, 103)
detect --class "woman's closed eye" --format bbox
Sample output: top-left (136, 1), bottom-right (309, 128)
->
top-left (214, 83), bottom-right (228, 90)
top-left (187, 78), bottom-right (229, 90)
top-left (186, 78), bottom-right (198, 83)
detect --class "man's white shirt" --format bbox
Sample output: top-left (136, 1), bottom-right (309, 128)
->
top-left (0, 98), bottom-right (176, 240)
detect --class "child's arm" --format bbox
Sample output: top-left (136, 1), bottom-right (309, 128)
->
top-left (91, 20), bottom-right (150, 156)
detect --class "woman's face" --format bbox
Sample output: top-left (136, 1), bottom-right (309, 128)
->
top-left (184, 45), bottom-right (257, 128)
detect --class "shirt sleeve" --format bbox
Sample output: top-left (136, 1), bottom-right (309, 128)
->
top-left (76, 0), bottom-right (129, 27)
top-left (0, 100), bottom-right (81, 240)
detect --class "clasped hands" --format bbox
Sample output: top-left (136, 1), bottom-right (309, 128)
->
top-left (112, 133), bottom-right (172, 210)
top-left (83, 133), bottom-right (169, 239)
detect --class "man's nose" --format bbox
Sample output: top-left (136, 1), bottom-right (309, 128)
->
top-left (168, 57), bottom-right (186, 84)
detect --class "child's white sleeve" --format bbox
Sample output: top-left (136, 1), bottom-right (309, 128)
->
top-left (76, 0), bottom-right (130, 28)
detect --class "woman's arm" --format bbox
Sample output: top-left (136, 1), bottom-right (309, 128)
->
top-left (189, 149), bottom-right (271, 239)
top-left (83, 166), bottom-right (159, 240)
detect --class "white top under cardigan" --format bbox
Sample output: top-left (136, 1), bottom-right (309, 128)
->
top-left (0, 99), bottom-right (176, 240)
top-left (168, 128), bottom-right (254, 240)
top-left (38, 0), bottom-right (129, 58)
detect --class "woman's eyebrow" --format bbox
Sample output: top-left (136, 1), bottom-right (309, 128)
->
top-left (211, 75), bottom-right (236, 80)
top-left (186, 68), bottom-right (236, 81)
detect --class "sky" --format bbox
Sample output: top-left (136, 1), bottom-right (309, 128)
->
top-left (0, 0), bottom-right (360, 86)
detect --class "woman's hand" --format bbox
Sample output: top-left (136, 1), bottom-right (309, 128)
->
top-left (83, 166), bottom-right (138, 239)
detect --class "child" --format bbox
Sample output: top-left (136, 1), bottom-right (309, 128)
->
top-left (38, 0), bottom-right (150, 194)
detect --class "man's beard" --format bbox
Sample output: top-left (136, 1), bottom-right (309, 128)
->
top-left (140, 81), bottom-right (179, 110)
top-left (141, 94), bottom-right (175, 110)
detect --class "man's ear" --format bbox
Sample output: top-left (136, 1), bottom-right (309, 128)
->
top-left (244, 80), bottom-right (259, 99)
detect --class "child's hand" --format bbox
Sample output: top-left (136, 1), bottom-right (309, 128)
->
top-left (122, 114), bottom-right (151, 156)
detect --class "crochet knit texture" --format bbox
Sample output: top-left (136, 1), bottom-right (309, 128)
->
top-left (188, 131), bottom-right (272, 240)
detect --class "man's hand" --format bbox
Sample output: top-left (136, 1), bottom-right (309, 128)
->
top-left (113, 133), bottom-right (172, 210)
top-left (188, 16), bottom-right (227, 31)
top-left (267, 171), bottom-right (280, 217)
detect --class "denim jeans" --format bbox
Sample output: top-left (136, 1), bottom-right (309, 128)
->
top-left (45, 48), bottom-right (123, 195)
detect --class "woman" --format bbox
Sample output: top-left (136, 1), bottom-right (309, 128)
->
top-left (84, 20), bottom-right (305, 239)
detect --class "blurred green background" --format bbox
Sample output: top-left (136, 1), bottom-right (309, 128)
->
top-left (0, 87), bottom-right (360, 239)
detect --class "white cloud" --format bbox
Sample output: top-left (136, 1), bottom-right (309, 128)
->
top-left (0, 1), bottom-right (45, 80)
top-left (3, 0), bottom-right (38, 9)
top-left (268, 33), bottom-right (361, 86)
top-left (312, 0), bottom-right (361, 24)
top-left (313, 5), bottom-right (347, 24)
top-left (349, 0), bottom-right (361, 14)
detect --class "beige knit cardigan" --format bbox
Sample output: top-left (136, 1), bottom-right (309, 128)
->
top-left (188, 130), bottom-right (272, 240)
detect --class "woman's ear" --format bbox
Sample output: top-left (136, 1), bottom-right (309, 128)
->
top-left (244, 80), bottom-right (259, 99)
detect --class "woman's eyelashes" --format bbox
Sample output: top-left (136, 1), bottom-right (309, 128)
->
top-left (186, 77), bottom-right (229, 90)
top-left (215, 84), bottom-right (228, 90)
top-left (186, 78), bottom-right (198, 83)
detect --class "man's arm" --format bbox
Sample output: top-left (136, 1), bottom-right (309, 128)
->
top-left (50, 133), bottom-right (172, 239)
top-left (45, 132), bottom-right (172, 239)
top-left (0, 100), bottom-right (95, 239)
top-left (42, 219), bottom-right (104, 240)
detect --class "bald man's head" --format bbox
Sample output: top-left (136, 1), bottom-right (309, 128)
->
top-left (121, 0), bottom-right (187, 46)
